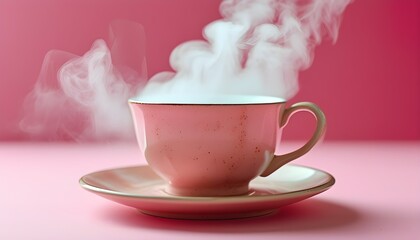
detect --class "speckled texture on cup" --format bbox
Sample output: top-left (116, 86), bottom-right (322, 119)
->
top-left (129, 101), bottom-right (285, 197)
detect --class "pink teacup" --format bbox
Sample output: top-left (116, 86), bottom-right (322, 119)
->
top-left (129, 96), bottom-right (326, 197)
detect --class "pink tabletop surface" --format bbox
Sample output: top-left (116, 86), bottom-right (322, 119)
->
top-left (1, 141), bottom-right (419, 240)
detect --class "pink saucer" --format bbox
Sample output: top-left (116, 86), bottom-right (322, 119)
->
top-left (79, 164), bottom-right (334, 220)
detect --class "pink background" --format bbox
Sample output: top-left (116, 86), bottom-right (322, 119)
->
top-left (0, 0), bottom-right (419, 141)
top-left (1, 142), bottom-right (419, 239)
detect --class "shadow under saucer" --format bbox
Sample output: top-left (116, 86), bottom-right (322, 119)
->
top-left (99, 198), bottom-right (360, 233)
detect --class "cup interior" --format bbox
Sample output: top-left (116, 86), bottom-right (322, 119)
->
top-left (129, 94), bottom-right (286, 105)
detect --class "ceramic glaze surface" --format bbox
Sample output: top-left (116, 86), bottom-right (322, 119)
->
top-left (130, 102), bottom-right (283, 196)
top-left (79, 164), bottom-right (335, 219)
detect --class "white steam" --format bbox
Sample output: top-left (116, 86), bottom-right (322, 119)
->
top-left (21, 0), bottom-right (351, 141)
top-left (139, 0), bottom-right (351, 101)
top-left (20, 20), bottom-right (146, 141)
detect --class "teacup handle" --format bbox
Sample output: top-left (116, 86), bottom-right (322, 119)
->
top-left (260, 102), bottom-right (326, 177)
